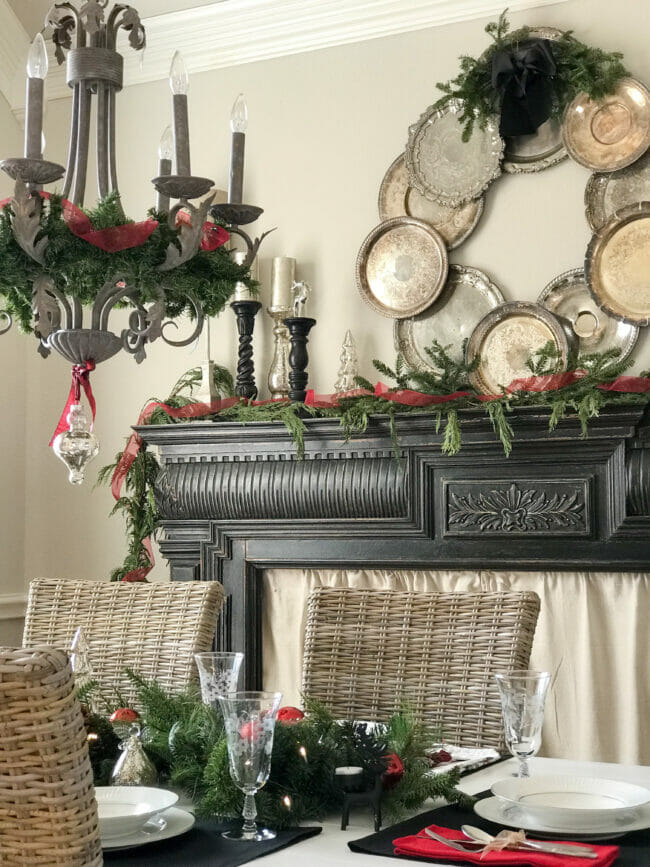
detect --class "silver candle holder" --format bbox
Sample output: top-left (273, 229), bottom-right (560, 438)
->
top-left (267, 306), bottom-right (291, 399)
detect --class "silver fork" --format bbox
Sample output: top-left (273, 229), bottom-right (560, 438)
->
top-left (423, 827), bottom-right (485, 852)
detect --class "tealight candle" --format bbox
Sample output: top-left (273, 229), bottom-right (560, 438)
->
top-left (270, 257), bottom-right (295, 310)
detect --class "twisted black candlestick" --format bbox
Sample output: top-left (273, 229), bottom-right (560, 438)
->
top-left (283, 316), bottom-right (316, 402)
top-left (231, 299), bottom-right (262, 400)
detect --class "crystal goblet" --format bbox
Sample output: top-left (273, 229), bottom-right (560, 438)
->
top-left (495, 670), bottom-right (551, 778)
top-left (194, 652), bottom-right (243, 705)
top-left (219, 690), bottom-right (283, 841)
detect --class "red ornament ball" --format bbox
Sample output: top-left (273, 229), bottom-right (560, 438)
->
top-left (277, 706), bottom-right (305, 724)
top-left (239, 720), bottom-right (263, 740)
top-left (109, 707), bottom-right (139, 724)
top-left (382, 752), bottom-right (405, 789)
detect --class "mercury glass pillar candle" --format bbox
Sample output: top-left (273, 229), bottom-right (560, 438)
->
top-left (25, 34), bottom-right (48, 160)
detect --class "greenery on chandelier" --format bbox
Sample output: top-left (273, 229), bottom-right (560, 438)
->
top-left (82, 673), bottom-right (472, 829)
top-left (435, 10), bottom-right (629, 140)
top-left (0, 192), bottom-right (254, 332)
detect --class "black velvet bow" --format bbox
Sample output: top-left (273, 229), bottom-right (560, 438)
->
top-left (491, 39), bottom-right (557, 137)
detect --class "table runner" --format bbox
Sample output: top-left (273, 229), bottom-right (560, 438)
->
top-left (349, 795), bottom-right (650, 866)
top-left (104, 819), bottom-right (321, 866)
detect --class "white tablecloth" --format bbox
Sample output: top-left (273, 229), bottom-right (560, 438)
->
top-left (259, 756), bottom-right (650, 865)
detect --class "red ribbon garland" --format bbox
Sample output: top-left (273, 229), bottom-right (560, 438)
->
top-left (111, 374), bottom-right (650, 581)
top-left (49, 360), bottom-right (96, 447)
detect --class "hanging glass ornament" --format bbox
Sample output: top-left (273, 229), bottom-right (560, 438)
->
top-left (334, 329), bottom-right (359, 393)
top-left (52, 402), bottom-right (99, 484)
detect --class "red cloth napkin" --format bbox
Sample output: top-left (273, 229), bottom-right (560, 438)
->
top-left (393, 824), bottom-right (619, 866)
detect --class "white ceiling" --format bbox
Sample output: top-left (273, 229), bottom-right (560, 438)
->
top-left (9, 0), bottom-right (229, 36)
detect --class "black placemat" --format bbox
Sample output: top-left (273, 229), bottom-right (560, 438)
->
top-left (349, 793), bottom-right (650, 866)
top-left (104, 818), bottom-right (321, 866)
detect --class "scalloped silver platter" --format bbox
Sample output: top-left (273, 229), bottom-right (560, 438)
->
top-left (538, 267), bottom-right (638, 360)
top-left (395, 265), bottom-right (505, 371)
top-left (500, 27), bottom-right (568, 174)
top-left (378, 154), bottom-right (484, 249)
top-left (585, 149), bottom-right (650, 231)
top-left (405, 98), bottom-right (504, 208)
top-left (356, 217), bottom-right (449, 319)
top-left (585, 201), bottom-right (650, 325)
top-left (466, 301), bottom-right (571, 395)
top-left (563, 77), bottom-right (650, 172)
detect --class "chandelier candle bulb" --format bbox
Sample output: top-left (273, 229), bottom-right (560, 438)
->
top-left (270, 257), bottom-right (296, 309)
top-left (169, 51), bottom-right (191, 177)
top-left (156, 125), bottom-right (173, 212)
top-left (228, 93), bottom-right (247, 204)
top-left (25, 34), bottom-right (48, 160)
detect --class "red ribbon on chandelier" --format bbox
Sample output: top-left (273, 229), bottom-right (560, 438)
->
top-left (49, 360), bottom-right (96, 446)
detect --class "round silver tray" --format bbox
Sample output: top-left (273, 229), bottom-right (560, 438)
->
top-left (563, 77), bottom-right (650, 173)
top-left (466, 301), bottom-right (572, 394)
top-left (378, 154), bottom-right (484, 249)
top-left (538, 267), bottom-right (638, 360)
top-left (355, 216), bottom-right (448, 319)
top-left (585, 149), bottom-right (650, 231)
top-left (395, 265), bottom-right (505, 371)
top-left (585, 201), bottom-right (650, 325)
top-left (405, 98), bottom-right (503, 208)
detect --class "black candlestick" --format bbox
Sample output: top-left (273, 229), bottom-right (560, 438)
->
top-left (231, 299), bottom-right (262, 400)
top-left (283, 316), bottom-right (316, 402)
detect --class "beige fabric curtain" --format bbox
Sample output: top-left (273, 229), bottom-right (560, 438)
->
top-left (262, 569), bottom-right (650, 765)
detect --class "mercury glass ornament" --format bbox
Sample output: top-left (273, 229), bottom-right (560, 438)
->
top-left (334, 330), bottom-right (359, 393)
top-left (111, 723), bottom-right (158, 787)
top-left (52, 402), bottom-right (99, 485)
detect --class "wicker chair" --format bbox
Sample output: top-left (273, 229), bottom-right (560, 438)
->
top-left (0, 646), bottom-right (102, 866)
top-left (23, 578), bottom-right (224, 707)
top-left (302, 588), bottom-right (541, 750)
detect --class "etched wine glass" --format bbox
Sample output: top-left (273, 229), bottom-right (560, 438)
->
top-left (495, 670), bottom-right (551, 778)
top-left (194, 652), bottom-right (243, 706)
top-left (219, 691), bottom-right (283, 841)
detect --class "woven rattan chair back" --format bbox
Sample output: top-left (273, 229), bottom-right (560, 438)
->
top-left (23, 578), bottom-right (224, 707)
top-left (302, 588), bottom-right (541, 750)
top-left (0, 646), bottom-right (102, 866)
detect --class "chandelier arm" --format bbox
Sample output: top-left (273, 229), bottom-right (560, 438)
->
top-left (160, 295), bottom-right (205, 348)
top-left (96, 82), bottom-right (110, 197)
top-left (32, 275), bottom-right (72, 332)
top-left (11, 179), bottom-right (48, 265)
top-left (0, 310), bottom-right (13, 336)
top-left (226, 226), bottom-right (277, 269)
top-left (71, 85), bottom-right (91, 207)
top-left (158, 197), bottom-right (214, 272)
top-left (62, 84), bottom-right (80, 199)
top-left (91, 278), bottom-right (130, 331)
top-left (106, 5), bottom-right (146, 51)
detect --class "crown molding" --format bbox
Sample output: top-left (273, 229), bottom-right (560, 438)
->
top-left (0, 0), bottom-right (29, 112)
top-left (0, 592), bottom-right (27, 620)
top-left (9, 0), bottom-right (568, 109)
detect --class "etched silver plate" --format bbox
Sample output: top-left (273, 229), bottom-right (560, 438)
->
top-left (466, 301), bottom-right (571, 395)
top-left (538, 268), bottom-right (638, 360)
top-left (585, 201), bottom-right (650, 325)
top-left (500, 27), bottom-right (568, 174)
top-left (585, 149), bottom-right (650, 231)
top-left (378, 154), bottom-right (484, 249)
top-left (395, 265), bottom-right (505, 371)
top-left (356, 217), bottom-right (449, 319)
top-left (405, 98), bottom-right (504, 207)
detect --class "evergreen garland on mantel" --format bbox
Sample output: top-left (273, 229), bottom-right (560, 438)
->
top-left (100, 342), bottom-right (649, 583)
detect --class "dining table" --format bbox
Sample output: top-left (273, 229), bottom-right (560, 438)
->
top-left (257, 755), bottom-right (650, 865)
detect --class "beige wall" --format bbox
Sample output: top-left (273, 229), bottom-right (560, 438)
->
top-left (0, 90), bottom-right (26, 641)
top-left (2, 0), bottom-right (650, 594)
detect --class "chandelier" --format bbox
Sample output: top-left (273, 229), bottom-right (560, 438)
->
top-left (0, 0), bottom-right (268, 483)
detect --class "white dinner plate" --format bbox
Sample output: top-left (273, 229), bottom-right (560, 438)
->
top-left (474, 796), bottom-right (650, 841)
top-left (491, 775), bottom-right (650, 829)
top-left (102, 807), bottom-right (195, 851)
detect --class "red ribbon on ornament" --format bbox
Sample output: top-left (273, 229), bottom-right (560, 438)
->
top-left (49, 360), bottom-right (96, 447)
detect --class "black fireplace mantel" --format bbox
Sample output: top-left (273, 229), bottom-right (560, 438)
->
top-left (138, 405), bottom-right (650, 688)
